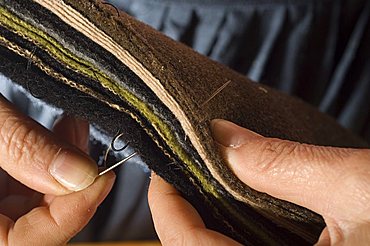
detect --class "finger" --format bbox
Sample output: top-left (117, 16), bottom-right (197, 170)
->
top-left (211, 119), bottom-right (370, 219)
top-left (0, 95), bottom-right (97, 195)
top-left (148, 173), bottom-right (241, 246)
top-left (53, 115), bottom-right (89, 153)
top-left (315, 227), bottom-right (331, 246)
top-left (3, 172), bottom-right (115, 246)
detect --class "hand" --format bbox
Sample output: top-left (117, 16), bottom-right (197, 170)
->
top-left (148, 119), bottom-right (370, 245)
top-left (0, 95), bottom-right (115, 245)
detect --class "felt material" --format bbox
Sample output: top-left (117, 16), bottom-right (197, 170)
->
top-left (0, 0), bottom-right (368, 245)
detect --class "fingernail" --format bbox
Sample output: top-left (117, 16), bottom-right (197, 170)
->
top-left (210, 119), bottom-right (261, 148)
top-left (49, 150), bottom-right (98, 191)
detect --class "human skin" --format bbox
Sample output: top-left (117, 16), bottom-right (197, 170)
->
top-left (148, 119), bottom-right (370, 245)
top-left (0, 95), bottom-right (115, 245)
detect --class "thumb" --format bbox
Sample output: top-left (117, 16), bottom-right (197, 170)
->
top-left (211, 119), bottom-right (370, 219)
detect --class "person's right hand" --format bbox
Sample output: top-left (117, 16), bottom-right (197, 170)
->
top-left (0, 94), bottom-right (115, 245)
top-left (212, 119), bottom-right (370, 245)
top-left (149, 119), bottom-right (370, 245)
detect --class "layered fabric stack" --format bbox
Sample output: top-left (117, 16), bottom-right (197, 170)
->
top-left (0, 0), bottom-right (368, 245)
